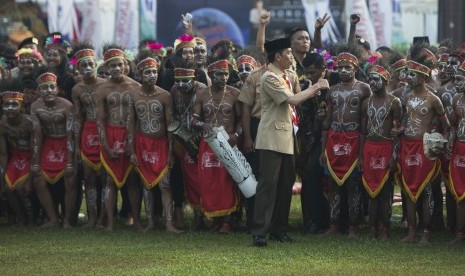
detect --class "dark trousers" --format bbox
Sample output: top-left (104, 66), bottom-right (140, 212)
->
top-left (301, 143), bottom-right (329, 230)
top-left (244, 118), bottom-right (260, 230)
top-left (252, 150), bottom-right (295, 236)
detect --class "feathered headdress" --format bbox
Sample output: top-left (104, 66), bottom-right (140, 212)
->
top-left (313, 48), bottom-right (334, 70)
top-left (44, 33), bottom-right (72, 54)
top-left (146, 42), bottom-right (167, 57)
top-left (174, 34), bottom-right (196, 53)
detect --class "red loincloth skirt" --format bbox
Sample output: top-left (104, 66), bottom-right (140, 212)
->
top-left (134, 133), bottom-right (169, 189)
top-left (398, 138), bottom-right (440, 203)
top-left (5, 150), bottom-right (32, 190)
top-left (362, 140), bottom-right (393, 198)
top-left (325, 130), bottom-right (360, 185)
top-left (40, 137), bottom-right (67, 184)
top-left (448, 141), bottom-right (465, 202)
top-left (181, 148), bottom-right (201, 210)
top-left (80, 121), bottom-right (102, 171)
top-left (100, 124), bottom-right (132, 188)
top-left (198, 138), bottom-right (237, 217)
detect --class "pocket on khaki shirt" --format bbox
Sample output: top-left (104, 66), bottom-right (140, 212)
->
top-left (274, 120), bottom-right (291, 131)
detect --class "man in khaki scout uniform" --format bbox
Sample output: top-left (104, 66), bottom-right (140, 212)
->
top-left (251, 37), bottom-right (329, 247)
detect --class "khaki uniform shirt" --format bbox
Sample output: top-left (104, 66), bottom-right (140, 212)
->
top-left (237, 66), bottom-right (266, 119)
top-left (255, 63), bottom-right (300, 154)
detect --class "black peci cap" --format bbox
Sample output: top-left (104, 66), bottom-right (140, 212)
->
top-left (18, 36), bottom-right (39, 50)
top-left (264, 37), bottom-right (291, 54)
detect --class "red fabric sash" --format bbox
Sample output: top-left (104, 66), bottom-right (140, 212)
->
top-left (80, 121), bottom-right (102, 171)
top-left (100, 124), bottom-right (132, 188)
top-left (441, 154), bottom-right (451, 179)
top-left (362, 140), bottom-right (393, 198)
top-left (181, 149), bottom-right (201, 210)
top-left (5, 150), bottom-right (32, 190)
top-left (325, 130), bottom-right (360, 185)
top-left (134, 133), bottom-right (169, 189)
top-left (40, 137), bottom-right (67, 184)
top-left (449, 141), bottom-right (465, 202)
top-left (198, 138), bottom-right (237, 217)
top-left (399, 138), bottom-right (440, 202)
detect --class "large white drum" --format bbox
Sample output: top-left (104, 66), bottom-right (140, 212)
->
top-left (204, 126), bottom-right (257, 198)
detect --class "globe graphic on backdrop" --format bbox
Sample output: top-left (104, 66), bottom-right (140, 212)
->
top-left (176, 8), bottom-right (245, 48)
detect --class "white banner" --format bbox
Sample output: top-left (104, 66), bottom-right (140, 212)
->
top-left (80, 0), bottom-right (103, 56)
top-left (140, 0), bottom-right (157, 40)
top-left (46, 0), bottom-right (58, 33)
top-left (301, 0), bottom-right (342, 46)
top-left (369, 0), bottom-right (392, 48)
top-left (114, 0), bottom-right (140, 51)
top-left (47, 0), bottom-right (79, 41)
top-left (347, 0), bottom-right (378, 50)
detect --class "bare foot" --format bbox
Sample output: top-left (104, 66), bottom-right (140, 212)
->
top-left (419, 231), bottom-right (430, 244)
top-left (450, 237), bottom-right (465, 245)
top-left (367, 227), bottom-right (377, 239)
top-left (125, 216), bottom-right (134, 226)
top-left (166, 221), bottom-right (183, 234)
top-left (82, 220), bottom-right (96, 229)
top-left (348, 227), bottom-right (359, 238)
top-left (323, 225), bottom-right (338, 236)
top-left (380, 231), bottom-right (389, 240)
top-left (142, 223), bottom-right (155, 233)
top-left (400, 233), bottom-right (416, 242)
top-left (39, 220), bottom-right (60, 228)
top-left (219, 223), bottom-right (231, 234)
top-left (63, 222), bottom-right (73, 229)
top-left (105, 222), bottom-right (114, 231)
top-left (133, 222), bottom-right (143, 231)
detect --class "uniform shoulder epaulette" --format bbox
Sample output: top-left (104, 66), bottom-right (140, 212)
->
top-left (265, 73), bottom-right (282, 88)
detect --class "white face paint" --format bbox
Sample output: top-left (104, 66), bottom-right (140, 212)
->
top-left (238, 63), bottom-right (252, 82)
top-left (406, 70), bottom-right (424, 88)
top-left (455, 75), bottom-right (465, 93)
top-left (38, 82), bottom-right (59, 103)
top-left (78, 58), bottom-right (97, 78)
top-left (368, 73), bottom-right (384, 92)
top-left (174, 78), bottom-right (194, 93)
top-left (2, 99), bottom-right (22, 119)
top-left (106, 58), bottom-right (124, 79)
top-left (211, 70), bottom-right (229, 89)
top-left (337, 61), bottom-right (356, 82)
top-left (141, 67), bottom-right (158, 86)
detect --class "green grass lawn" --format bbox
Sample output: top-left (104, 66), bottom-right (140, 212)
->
top-left (0, 195), bottom-right (463, 275)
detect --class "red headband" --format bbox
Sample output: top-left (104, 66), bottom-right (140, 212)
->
top-left (36, 72), bottom-right (57, 86)
top-left (174, 68), bottom-right (195, 79)
top-left (408, 60), bottom-right (431, 76)
top-left (195, 37), bottom-right (207, 47)
top-left (104, 48), bottom-right (125, 63)
top-left (370, 65), bottom-right (391, 81)
top-left (237, 55), bottom-right (259, 69)
top-left (337, 52), bottom-right (358, 67)
top-left (208, 59), bottom-right (229, 73)
top-left (393, 59), bottom-right (407, 71)
top-left (15, 48), bottom-right (43, 61)
top-left (74, 49), bottom-right (95, 64)
top-left (421, 48), bottom-right (436, 66)
top-left (1, 91), bottom-right (24, 101)
top-left (136, 57), bottom-right (158, 72)
top-left (438, 53), bottom-right (449, 65)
